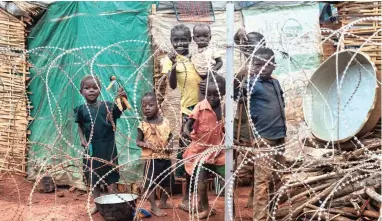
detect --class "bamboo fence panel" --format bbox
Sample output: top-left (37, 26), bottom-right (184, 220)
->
top-left (0, 8), bottom-right (29, 175)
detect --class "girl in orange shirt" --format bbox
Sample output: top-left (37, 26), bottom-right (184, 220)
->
top-left (182, 75), bottom-right (226, 219)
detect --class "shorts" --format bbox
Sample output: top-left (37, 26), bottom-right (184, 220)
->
top-left (144, 159), bottom-right (174, 190)
top-left (176, 106), bottom-right (195, 178)
top-left (193, 164), bottom-right (225, 179)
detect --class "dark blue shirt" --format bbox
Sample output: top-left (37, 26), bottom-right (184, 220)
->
top-left (241, 75), bottom-right (287, 140)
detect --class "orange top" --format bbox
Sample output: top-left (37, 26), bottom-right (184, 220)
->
top-left (139, 118), bottom-right (172, 159)
top-left (183, 99), bottom-right (225, 175)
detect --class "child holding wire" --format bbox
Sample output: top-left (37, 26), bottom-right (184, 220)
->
top-left (74, 75), bottom-right (128, 215)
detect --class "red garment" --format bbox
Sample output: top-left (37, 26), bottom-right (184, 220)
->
top-left (183, 99), bottom-right (225, 175)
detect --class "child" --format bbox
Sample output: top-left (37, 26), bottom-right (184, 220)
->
top-left (136, 91), bottom-right (173, 217)
top-left (233, 32), bottom-right (267, 208)
top-left (161, 24), bottom-right (202, 211)
top-left (235, 28), bottom-right (289, 59)
top-left (234, 28), bottom-right (266, 58)
top-left (241, 48), bottom-right (286, 221)
top-left (191, 24), bottom-right (223, 79)
top-left (182, 75), bottom-right (226, 219)
top-left (74, 75), bottom-right (128, 215)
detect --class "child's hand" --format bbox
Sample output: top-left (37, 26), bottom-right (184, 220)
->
top-left (118, 87), bottom-right (132, 110)
top-left (208, 69), bottom-right (217, 75)
top-left (117, 87), bottom-right (127, 99)
top-left (164, 148), bottom-right (172, 155)
top-left (145, 142), bottom-right (156, 150)
top-left (182, 128), bottom-right (191, 139)
top-left (81, 139), bottom-right (88, 148)
top-left (238, 96), bottom-right (247, 104)
top-left (237, 28), bottom-right (248, 42)
top-left (168, 51), bottom-right (177, 64)
top-left (281, 51), bottom-right (289, 59)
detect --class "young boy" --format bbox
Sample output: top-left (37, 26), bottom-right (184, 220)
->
top-left (137, 92), bottom-right (173, 217)
top-left (182, 75), bottom-right (226, 219)
top-left (241, 47), bottom-right (286, 221)
top-left (162, 24), bottom-right (203, 212)
top-left (191, 24), bottom-right (223, 79)
top-left (233, 30), bottom-right (268, 208)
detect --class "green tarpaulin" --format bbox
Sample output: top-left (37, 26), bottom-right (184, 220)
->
top-left (27, 1), bottom-right (153, 189)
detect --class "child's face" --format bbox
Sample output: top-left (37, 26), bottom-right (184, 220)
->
top-left (252, 53), bottom-right (275, 80)
top-left (243, 34), bottom-right (264, 55)
top-left (193, 26), bottom-right (211, 48)
top-left (81, 78), bottom-right (100, 103)
top-left (171, 30), bottom-right (191, 55)
top-left (141, 96), bottom-right (158, 119)
top-left (206, 84), bottom-right (221, 108)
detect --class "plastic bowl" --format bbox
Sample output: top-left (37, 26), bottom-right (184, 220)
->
top-left (303, 50), bottom-right (380, 143)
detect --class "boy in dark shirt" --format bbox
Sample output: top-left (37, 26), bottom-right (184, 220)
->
top-left (240, 47), bottom-right (286, 221)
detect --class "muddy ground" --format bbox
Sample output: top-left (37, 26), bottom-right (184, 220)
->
top-left (0, 173), bottom-right (255, 221)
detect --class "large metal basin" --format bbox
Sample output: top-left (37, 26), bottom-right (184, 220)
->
top-left (94, 194), bottom-right (138, 221)
top-left (303, 50), bottom-right (380, 143)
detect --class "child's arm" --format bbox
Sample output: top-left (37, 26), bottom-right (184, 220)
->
top-left (74, 106), bottom-right (87, 147)
top-left (279, 82), bottom-right (285, 108)
top-left (78, 125), bottom-right (87, 148)
top-left (167, 52), bottom-right (178, 89)
top-left (182, 118), bottom-right (195, 138)
top-left (136, 128), bottom-right (156, 150)
top-left (213, 57), bottom-right (223, 72)
top-left (234, 28), bottom-right (248, 45)
top-left (165, 133), bottom-right (174, 154)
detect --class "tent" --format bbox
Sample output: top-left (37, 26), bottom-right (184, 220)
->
top-left (26, 1), bottom-right (153, 189)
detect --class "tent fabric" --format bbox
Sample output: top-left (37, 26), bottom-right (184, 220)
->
top-left (27, 1), bottom-right (153, 189)
top-left (242, 2), bottom-right (322, 74)
top-left (242, 2), bottom-right (322, 122)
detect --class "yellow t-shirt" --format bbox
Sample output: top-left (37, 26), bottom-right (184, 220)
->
top-left (138, 118), bottom-right (172, 159)
top-left (161, 54), bottom-right (201, 115)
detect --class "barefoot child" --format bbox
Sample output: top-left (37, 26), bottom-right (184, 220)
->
top-left (182, 75), bottom-right (226, 219)
top-left (136, 92), bottom-right (174, 217)
top-left (74, 75), bottom-right (128, 215)
top-left (161, 24), bottom-right (202, 211)
top-left (191, 24), bottom-right (223, 79)
top-left (241, 48), bottom-right (287, 221)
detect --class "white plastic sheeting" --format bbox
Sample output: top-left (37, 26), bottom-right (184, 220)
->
top-left (150, 11), bottom-right (246, 75)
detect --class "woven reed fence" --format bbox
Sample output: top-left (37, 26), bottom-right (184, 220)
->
top-left (0, 8), bottom-right (30, 175)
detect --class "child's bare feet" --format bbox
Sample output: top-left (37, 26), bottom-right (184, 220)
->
top-left (245, 198), bottom-right (253, 208)
top-left (197, 208), bottom-right (214, 219)
top-left (158, 202), bottom-right (173, 209)
top-left (89, 206), bottom-right (98, 215)
top-left (151, 207), bottom-right (167, 217)
top-left (178, 201), bottom-right (190, 212)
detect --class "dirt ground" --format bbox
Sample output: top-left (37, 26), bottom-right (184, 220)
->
top-left (0, 173), bottom-right (254, 221)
